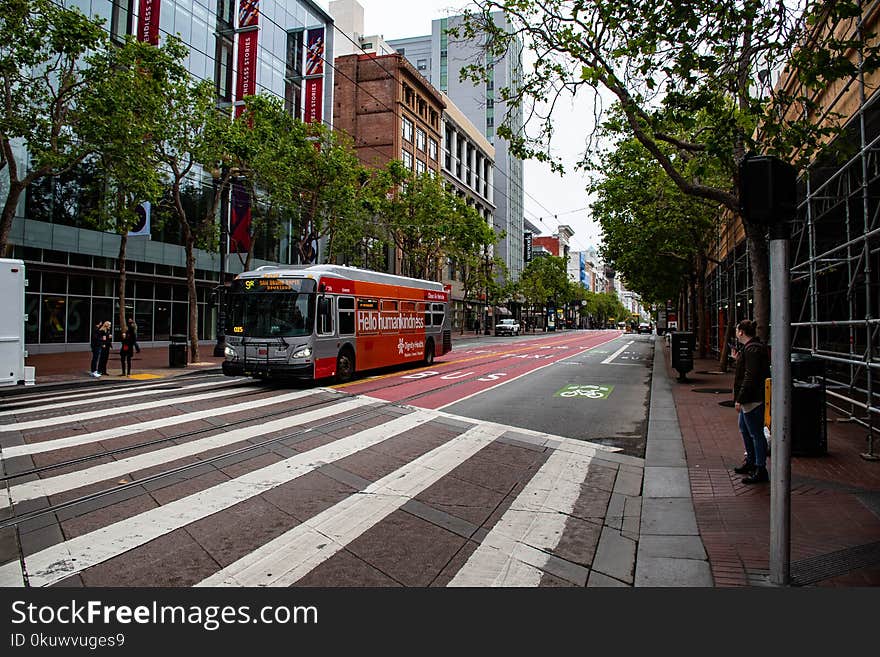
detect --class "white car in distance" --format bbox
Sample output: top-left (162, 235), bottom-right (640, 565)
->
top-left (495, 318), bottom-right (521, 336)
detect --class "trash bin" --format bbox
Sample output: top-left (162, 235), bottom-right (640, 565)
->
top-left (169, 334), bottom-right (188, 368)
top-left (790, 353), bottom-right (827, 456)
top-left (671, 332), bottom-right (695, 381)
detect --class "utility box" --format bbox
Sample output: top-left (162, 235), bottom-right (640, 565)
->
top-left (0, 258), bottom-right (31, 386)
top-left (671, 332), bottom-right (695, 381)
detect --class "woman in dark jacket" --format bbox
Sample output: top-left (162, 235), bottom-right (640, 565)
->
top-left (97, 321), bottom-right (112, 376)
top-left (732, 319), bottom-right (772, 484)
top-left (119, 330), bottom-right (136, 376)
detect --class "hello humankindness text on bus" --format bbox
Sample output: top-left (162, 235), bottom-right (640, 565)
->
top-left (357, 310), bottom-right (425, 334)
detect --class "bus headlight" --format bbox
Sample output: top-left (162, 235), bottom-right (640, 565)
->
top-left (291, 346), bottom-right (312, 359)
top-left (224, 346), bottom-right (236, 358)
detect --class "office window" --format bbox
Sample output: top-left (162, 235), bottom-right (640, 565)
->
top-left (429, 138), bottom-right (438, 161)
top-left (416, 128), bottom-right (426, 151)
top-left (402, 117), bottom-right (414, 142)
top-left (215, 36), bottom-right (234, 101)
top-left (402, 149), bottom-right (413, 170)
top-left (417, 58), bottom-right (427, 70)
top-left (416, 159), bottom-right (426, 175)
top-left (110, 0), bottom-right (134, 44)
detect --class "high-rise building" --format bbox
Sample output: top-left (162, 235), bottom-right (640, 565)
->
top-left (387, 13), bottom-right (525, 280)
top-left (3, 0), bottom-right (334, 352)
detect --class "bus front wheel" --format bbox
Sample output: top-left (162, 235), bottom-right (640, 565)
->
top-left (424, 339), bottom-right (435, 365)
top-left (336, 348), bottom-right (355, 383)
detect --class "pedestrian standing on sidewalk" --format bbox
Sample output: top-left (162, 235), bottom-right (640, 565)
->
top-left (119, 330), bottom-right (136, 376)
top-left (97, 320), bottom-right (113, 376)
top-left (89, 322), bottom-right (103, 377)
top-left (127, 317), bottom-right (141, 353)
top-left (732, 319), bottom-right (772, 484)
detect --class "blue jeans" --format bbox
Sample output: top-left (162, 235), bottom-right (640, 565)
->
top-left (739, 404), bottom-right (767, 468)
top-left (90, 349), bottom-right (100, 372)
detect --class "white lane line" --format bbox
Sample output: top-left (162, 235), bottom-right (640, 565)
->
top-left (2, 397), bottom-right (374, 509)
top-left (1, 389), bottom-right (321, 459)
top-left (435, 332), bottom-right (624, 411)
top-left (198, 423), bottom-right (506, 587)
top-left (448, 448), bottom-right (596, 587)
top-left (0, 384), bottom-right (256, 432)
top-left (0, 409), bottom-right (436, 587)
top-left (0, 379), bottom-right (242, 418)
top-left (601, 340), bottom-right (634, 365)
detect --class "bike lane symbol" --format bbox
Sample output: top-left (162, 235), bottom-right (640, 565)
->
top-left (555, 384), bottom-right (614, 399)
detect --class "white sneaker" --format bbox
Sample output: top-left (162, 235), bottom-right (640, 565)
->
top-left (94, 372), bottom-right (101, 378)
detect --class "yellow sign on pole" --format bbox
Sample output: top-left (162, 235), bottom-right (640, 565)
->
top-left (764, 378), bottom-right (772, 429)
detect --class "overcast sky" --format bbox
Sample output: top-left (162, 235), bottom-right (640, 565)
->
top-left (316, 0), bottom-right (604, 252)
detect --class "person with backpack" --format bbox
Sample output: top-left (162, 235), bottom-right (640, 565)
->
top-left (119, 329), bottom-right (136, 376)
top-left (732, 319), bottom-right (772, 484)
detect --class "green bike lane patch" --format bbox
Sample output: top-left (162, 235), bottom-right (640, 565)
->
top-left (554, 384), bottom-right (614, 399)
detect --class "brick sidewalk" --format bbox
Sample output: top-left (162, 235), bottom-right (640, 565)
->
top-left (663, 340), bottom-right (880, 586)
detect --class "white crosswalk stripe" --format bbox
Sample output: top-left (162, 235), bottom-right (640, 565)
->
top-left (198, 422), bottom-right (505, 587)
top-left (1, 388), bottom-right (321, 459)
top-left (0, 408), bottom-right (436, 587)
top-left (1, 397), bottom-right (374, 510)
top-left (0, 379), bottom-right (244, 418)
top-left (448, 447), bottom-right (597, 586)
top-left (0, 378), bottom-right (217, 410)
top-left (0, 383), bottom-right (256, 432)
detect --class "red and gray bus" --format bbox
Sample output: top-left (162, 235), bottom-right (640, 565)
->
top-left (222, 264), bottom-right (451, 382)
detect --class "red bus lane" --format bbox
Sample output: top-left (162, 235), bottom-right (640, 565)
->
top-left (334, 330), bottom-right (621, 408)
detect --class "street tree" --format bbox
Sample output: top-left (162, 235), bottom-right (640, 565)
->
top-left (0, 0), bottom-right (108, 253)
top-left (154, 73), bottom-right (235, 364)
top-left (79, 37), bottom-right (190, 333)
top-left (454, 0), bottom-right (880, 341)
top-left (590, 137), bottom-right (719, 354)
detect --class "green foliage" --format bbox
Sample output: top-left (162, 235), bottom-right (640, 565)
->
top-left (0, 0), bottom-right (109, 250)
top-left (589, 138), bottom-right (719, 304)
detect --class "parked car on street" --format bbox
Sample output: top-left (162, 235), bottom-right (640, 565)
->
top-left (495, 318), bottom-right (521, 336)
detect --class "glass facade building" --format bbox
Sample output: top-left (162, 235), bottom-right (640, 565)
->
top-left (4, 0), bottom-right (334, 352)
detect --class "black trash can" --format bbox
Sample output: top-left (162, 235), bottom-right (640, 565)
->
top-left (671, 332), bottom-right (695, 381)
top-left (789, 354), bottom-right (827, 456)
top-left (169, 334), bottom-right (188, 368)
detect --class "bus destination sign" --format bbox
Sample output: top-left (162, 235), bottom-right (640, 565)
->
top-left (232, 278), bottom-right (316, 294)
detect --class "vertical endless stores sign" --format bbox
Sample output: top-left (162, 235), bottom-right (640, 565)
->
top-left (137, 0), bottom-right (161, 45)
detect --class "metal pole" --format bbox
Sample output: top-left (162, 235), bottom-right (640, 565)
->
top-left (213, 175), bottom-right (229, 358)
top-left (770, 224), bottom-right (792, 586)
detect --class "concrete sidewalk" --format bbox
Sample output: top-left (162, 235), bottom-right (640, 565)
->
top-left (651, 337), bottom-right (880, 586)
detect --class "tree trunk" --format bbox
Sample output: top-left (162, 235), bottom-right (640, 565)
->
top-left (0, 181), bottom-right (25, 255)
top-left (117, 230), bottom-right (129, 335)
top-left (744, 220), bottom-right (770, 343)
top-left (185, 235), bottom-right (199, 364)
top-left (696, 257), bottom-right (708, 359)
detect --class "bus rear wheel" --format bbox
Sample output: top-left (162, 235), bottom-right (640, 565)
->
top-left (424, 339), bottom-right (435, 365)
top-left (336, 348), bottom-right (355, 383)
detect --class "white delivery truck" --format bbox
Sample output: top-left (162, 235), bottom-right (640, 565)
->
top-left (0, 258), bottom-right (34, 386)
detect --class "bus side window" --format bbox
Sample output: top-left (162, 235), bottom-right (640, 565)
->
top-left (432, 303), bottom-right (445, 327)
top-left (318, 297), bottom-right (334, 335)
top-left (338, 297), bottom-right (355, 336)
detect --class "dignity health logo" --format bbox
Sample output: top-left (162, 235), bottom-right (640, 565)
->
top-left (398, 338), bottom-right (424, 357)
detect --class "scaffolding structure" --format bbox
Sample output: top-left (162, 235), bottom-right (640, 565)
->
top-left (705, 66), bottom-right (880, 460)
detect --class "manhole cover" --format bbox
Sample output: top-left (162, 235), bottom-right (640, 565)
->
top-left (691, 388), bottom-right (731, 394)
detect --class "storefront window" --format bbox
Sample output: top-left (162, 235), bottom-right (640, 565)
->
top-left (40, 297), bottom-right (66, 343)
top-left (135, 301), bottom-right (154, 341)
top-left (154, 302), bottom-right (171, 340)
top-left (66, 297), bottom-right (91, 343)
top-left (25, 295), bottom-right (39, 343)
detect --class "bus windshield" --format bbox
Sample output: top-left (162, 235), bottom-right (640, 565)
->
top-left (228, 293), bottom-right (314, 338)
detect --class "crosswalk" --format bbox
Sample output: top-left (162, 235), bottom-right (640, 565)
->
top-left (0, 375), bottom-right (645, 588)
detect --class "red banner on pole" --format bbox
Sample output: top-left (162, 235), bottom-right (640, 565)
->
top-left (235, 30), bottom-right (259, 118)
top-left (306, 28), bottom-right (325, 76)
top-left (137, 0), bottom-right (161, 45)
